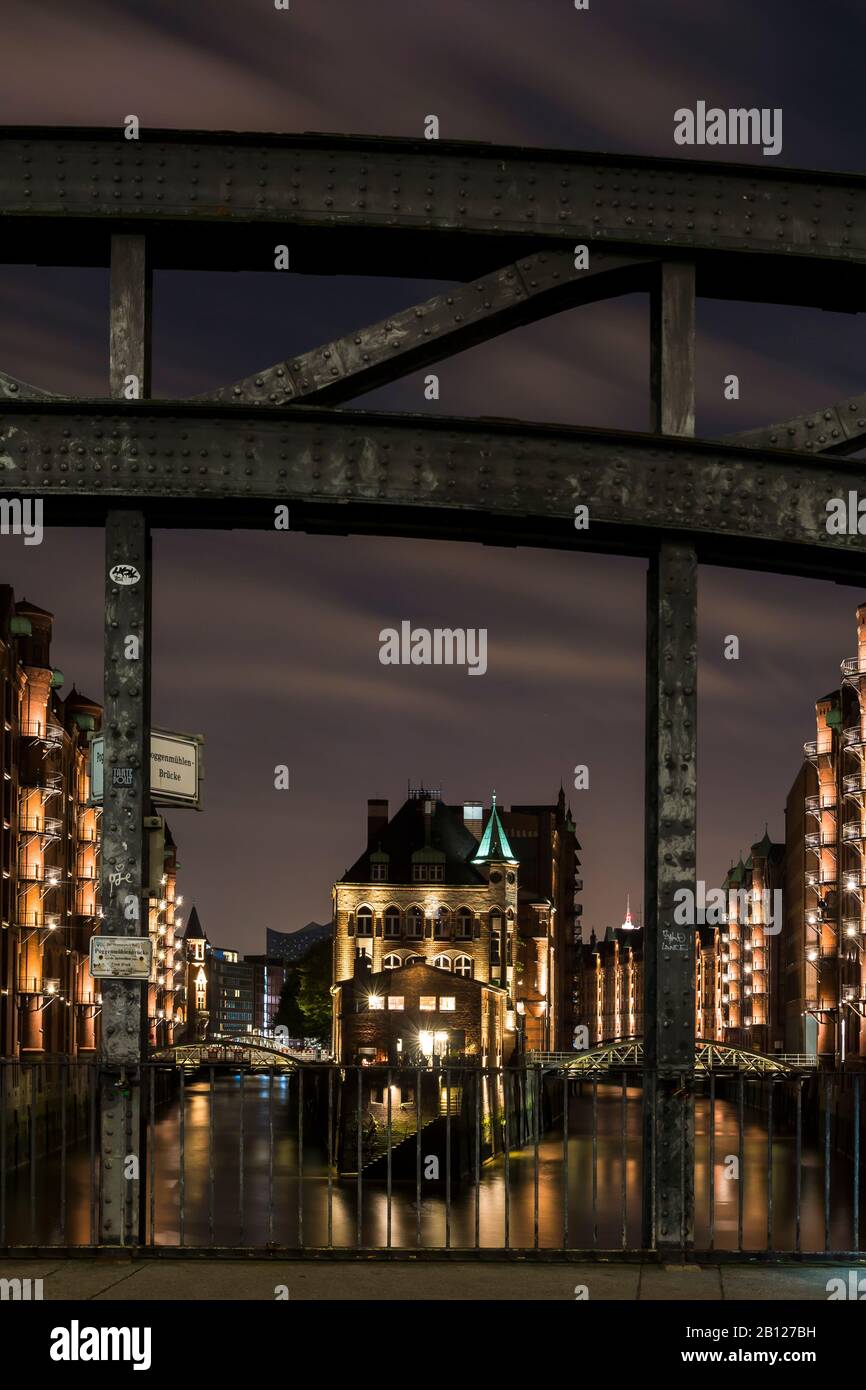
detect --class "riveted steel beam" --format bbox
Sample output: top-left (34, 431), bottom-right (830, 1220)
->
top-left (651, 263), bottom-right (695, 436)
top-left (0, 369), bottom-right (58, 400)
top-left (98, 234), bottom-right (152, 1247)
top-left (644, 260), bottom-right (696, 1251)
top-left (642, 543), bottom-right (698, 1250)
top-left (729, 389), bottom-right (866, 455)
top-left (3, 130), bottom-right (866, 301)
top-left (1, 402), bottom-right (865, 575)
top-left (203, 250), bottom-right (654, 407)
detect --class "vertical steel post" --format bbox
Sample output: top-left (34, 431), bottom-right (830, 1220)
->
top-left (642, 260), bottom-right (697, 1252)
top-left (98, 233), bottom-right (152, 1245)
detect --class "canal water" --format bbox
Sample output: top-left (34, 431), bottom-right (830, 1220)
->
top-left (4, 1076), bottom-right (863, 1251)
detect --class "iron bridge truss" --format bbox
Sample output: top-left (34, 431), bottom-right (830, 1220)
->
top-left (2, 127), bottom-right (866, 1252)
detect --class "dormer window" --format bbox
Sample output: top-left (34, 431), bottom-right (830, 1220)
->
top-left (370, 850), bottom-right (389, 882)
top-left (412, 862), bottom-right (443, 882)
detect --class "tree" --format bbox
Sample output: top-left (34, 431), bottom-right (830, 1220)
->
top-left (297, 938), bottom-right (332, 1042)
top-left (274, 966), bottom-right (306, 1038)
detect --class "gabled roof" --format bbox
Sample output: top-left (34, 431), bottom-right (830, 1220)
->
top-left (341, 795), bottom-right (488, 886)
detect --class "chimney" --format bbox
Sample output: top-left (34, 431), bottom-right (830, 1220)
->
top-left (354, 947), bottom-right (371, 980)
top-left (463, 802), bottom-right (483, 838)
top-left (367, 799), bottom-right (388, 843)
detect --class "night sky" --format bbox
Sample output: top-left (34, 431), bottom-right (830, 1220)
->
top-left (1, 0), bottom-right (865, 953)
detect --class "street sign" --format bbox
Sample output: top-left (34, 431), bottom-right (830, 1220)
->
top-left (90, 727), bottom-right (203, 809)
top-left (89, 936), bottom-right (152, 980)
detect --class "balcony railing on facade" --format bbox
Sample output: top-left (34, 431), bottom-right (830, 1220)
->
top-left (15, 911), bottom-right (61, 929)
top-left (805, 830), bottom-right (838, 850)
top-left (843, 727), bottom-right (866, 750)
top-left (805, 792), bottom-right (838, 814)
top-left (17, 862), bottom-right (64, 885)
top-left (842, 657), bottom-right (866, 679)
top-left (20, 719), bottom-right (64, 746)
top-left (843, 822), bottom-right (866, 843)
top-left (18, 814), bottom-right (62, 838)
top-left (806, 870), bottom-right (838, 888)
top-left (804, 735), bottom-right (834, 758)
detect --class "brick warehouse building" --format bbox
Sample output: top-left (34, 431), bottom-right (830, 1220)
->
top-left (331, 786), bottom-right (581, 1061)
top-left (334, 953), bottom-right (507, 1066)
top-left (0, 591), bottom-right (103, 1057)
top-left (0, 588), bottom-right (186, 1058)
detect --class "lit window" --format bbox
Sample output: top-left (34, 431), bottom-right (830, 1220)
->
top-left (456, 909), bottom-right (473, 938)
top-left (439, 997), bottom-right (456, 1012)
top-left (432, 955), bottom-right (452, 971)
top-left (383, 954), bottom-right (401, 970)
top-left (420, 995), bottom-right (436, 1011)
top-left (368, 995), bottom-right (384, 1010)
top-left (387, 996), bottom-right (404, 1011)
top-left (454, 956), bottom-right (472, 979)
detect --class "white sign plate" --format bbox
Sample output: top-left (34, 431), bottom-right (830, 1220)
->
top-left (90, 728), bottom-right (202, 809)
top-left (89, 936), bottom-right (152, 980)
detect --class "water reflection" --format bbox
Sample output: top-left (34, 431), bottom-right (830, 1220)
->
top-left (4, 1075), bottom-right (863, 1251)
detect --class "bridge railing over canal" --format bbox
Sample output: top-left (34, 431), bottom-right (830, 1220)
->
top-left (1, 1057), bottom-right (864, 1260)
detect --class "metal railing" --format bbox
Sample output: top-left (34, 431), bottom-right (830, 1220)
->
top-left (1, 1057), bottom-right (864, 1258)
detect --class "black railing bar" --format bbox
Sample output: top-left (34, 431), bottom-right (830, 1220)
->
top-left (737, 1072), bottom-right (745, 1254)
top-left (709, 1072), bottom-right (715, 1253)
top-left (386, 1067), bottom-right (392, 1251)
top-left (474, 1068), bottom-right (481, 1251)
top-left (298, 1069), bottom-right (304, 1250)
top-left (178, 1067), bottom-right (185, 1248)
top-left (533, 1063), bottom-right (540, 1252)
top-left (59, 1061), bottom-right (66, 1245)
top-left (766, 1080), bottom-right (774, 1253)
top-left (591, 1077), bottom-right (598, 1250)
top-left (238, 1070), bottom-right (245, 1248)
top-left (620, 1071), bottom-right (627, 1251)
top-left (795, 1079), bottom-right (803, 1256)
top-left (268, 1069), bottom-right (274, 1247)
top-left (854, 1075), bottom-right (860, 1253)
top-left (416, 1065), bottom-right (422, 1250)
top-left (148, 1064), bottom-right (155, 1248)
top-left (445, 1066), bottom-right (451, 1252)
top-left (208, 1066), bottom-right (215, 1248)
top-left (356, 1066), bottom-right (363, 1251)
top-left (824, 1074), bottom-right (831, 1254)
top-left (327, 1067), bottom-right (333, 1250)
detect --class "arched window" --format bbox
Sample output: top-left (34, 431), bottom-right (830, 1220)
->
top-left (456, 908), bottom-right (473, 938)
top-left (384, 907), bottom-right (401, 938)
top-left (406, 906), bottom-right (424, 938)
top-left (432, 954), bottom-right (452, 972)
top-left (433, 908), bottom-right (450, 940)
top-left (357, 905), bottom-right (374, 937)
top-left (454, 955), bottom-right (473, 979)
top-left (383, 954), bottom-right (401, 970)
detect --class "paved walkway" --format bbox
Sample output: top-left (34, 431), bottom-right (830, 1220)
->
top-left (0, 1257), bottom-right (861, 1300)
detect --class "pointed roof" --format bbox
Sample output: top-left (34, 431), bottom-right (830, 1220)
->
top-left (183, 905), bottom-right (207, 941)
top-left (751, 825), bottom-right (775, 857)
top-left (472, 792), bottom-right (518, 864)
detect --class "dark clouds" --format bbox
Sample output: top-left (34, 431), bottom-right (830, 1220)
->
top-left (0, 0), bottom-right (864, 947)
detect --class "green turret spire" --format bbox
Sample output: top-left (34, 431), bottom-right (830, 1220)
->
top-left (472, 791), bottom-right (518, 864)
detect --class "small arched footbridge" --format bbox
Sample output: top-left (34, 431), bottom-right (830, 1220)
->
top-left (528, 1040), bottom-right (818, 1076)
top-left (151, 1037), bottom-right (300, 1073)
